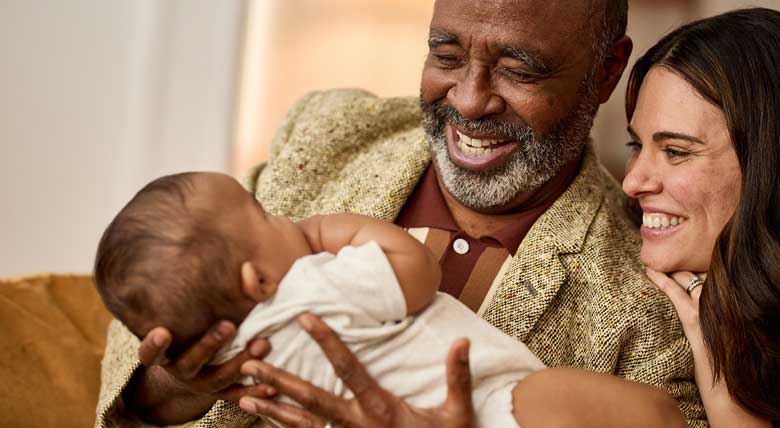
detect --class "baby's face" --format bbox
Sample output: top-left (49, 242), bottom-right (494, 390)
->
top-left (196, 173), bottom-right (313, 287)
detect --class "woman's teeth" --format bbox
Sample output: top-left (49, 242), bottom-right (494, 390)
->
top-left (456, 130), bottom-right (506, 156)
top-left (642, 213), bottom-right (687, 230)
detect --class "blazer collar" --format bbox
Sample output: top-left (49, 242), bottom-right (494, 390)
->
top-left (526, 145), bottom-right (607, 255)
top-left (481, 146), bottom-right (608, 341)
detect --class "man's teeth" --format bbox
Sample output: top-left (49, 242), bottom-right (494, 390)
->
top-left (642, 213), bottom-right (687, 230)
top-left (456, 130), bottom-right (505, 155)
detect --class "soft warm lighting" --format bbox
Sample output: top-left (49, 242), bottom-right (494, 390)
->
top-left (233, 0), bottom-right (777, 179)
top-left (232, 0), bottom-right (435, 176)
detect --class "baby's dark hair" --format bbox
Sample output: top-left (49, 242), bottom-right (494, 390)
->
top-left (94, 172), bottom-right (247, 357)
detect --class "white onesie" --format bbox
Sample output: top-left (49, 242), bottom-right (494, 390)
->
top-left (213, 241), bottom-right (545, 428)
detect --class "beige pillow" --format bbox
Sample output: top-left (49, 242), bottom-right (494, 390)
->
top-left (0, 274), bottom-right (111, 428)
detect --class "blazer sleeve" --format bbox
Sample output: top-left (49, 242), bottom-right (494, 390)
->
top-left (242, 90), bottom-right (321, 196)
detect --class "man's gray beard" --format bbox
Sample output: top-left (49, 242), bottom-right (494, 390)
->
top-left (420, 77), bottom-right (599, 211)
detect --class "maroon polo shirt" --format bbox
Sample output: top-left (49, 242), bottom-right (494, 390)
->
top-left (395, 163), bottom-right (576, 313)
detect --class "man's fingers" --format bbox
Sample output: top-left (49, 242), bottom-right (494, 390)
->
top-left (217, 382), bottom-right (277, 403)
top-left (138, 327), bottom-right (172, 366)
top-left (170, 321), bottom-right (236, 380)
top-left (239, 397), bottom-right (330, 428)
top-left (246, 337), bottom-right (273, 359)
top-left (443, 338), bottom-right (474, 415)
top-left (192, 338), bottom-right (272, 394)
top-left (298, 313), bottom-right (394, 422)
top-left (241, 360), bottom-right (352, 421)
top-left (298, 313), bottom-right (381, 401)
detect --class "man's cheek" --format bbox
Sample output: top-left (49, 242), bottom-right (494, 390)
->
top-left (420, 69), bottom-right (454, 103)
top-left (500, 84), bottom-right (571, 133)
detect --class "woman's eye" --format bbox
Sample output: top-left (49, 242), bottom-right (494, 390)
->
top-left (663, 147), bottom-right (690, 159)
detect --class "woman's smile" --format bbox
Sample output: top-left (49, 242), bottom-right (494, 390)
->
top-left (623, 67), bottom-right (741, 273)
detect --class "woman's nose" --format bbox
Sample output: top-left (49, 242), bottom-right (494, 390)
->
top-left (622, 153), bottom-right (662, 198)
top-left (446, 64), bottom-right (505, 120)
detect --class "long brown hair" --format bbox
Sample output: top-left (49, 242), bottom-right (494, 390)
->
top-left (626, 8), bottom-right (780, 420)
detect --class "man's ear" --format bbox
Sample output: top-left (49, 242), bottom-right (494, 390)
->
top-left (240, 261), bottom-right (274, 302)
top-left (597, 35), bottom-right (633, 104)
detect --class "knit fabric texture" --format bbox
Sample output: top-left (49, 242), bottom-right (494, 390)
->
top-left (95, 89), bottom-right (706, 428)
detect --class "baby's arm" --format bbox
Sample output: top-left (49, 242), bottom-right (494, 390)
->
top-left (511, 367), bottom-right (687, 428)
top-left (297, 213), bottom-right (441, 315)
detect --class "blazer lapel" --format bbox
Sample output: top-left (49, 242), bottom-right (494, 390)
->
top-left (481, 148), bottom-right (606, 342)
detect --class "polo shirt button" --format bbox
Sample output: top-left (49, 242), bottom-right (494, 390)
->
top-left (453, 238), bottom-right (470, 255)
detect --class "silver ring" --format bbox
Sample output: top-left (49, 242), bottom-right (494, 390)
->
top-left (687, 276), bottom-right (704, 294)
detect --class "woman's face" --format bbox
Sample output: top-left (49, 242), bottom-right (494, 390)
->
top-left (623, 66), bottom-right (741, 273)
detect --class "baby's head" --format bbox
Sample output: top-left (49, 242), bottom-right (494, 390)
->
top-left (94, 172), bottom-right (310, 357)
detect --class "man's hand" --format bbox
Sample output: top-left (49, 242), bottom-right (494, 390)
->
top-left (125, 321), bottom-right (275, 425)
top-left (238, 313), bottom-right (475, 428)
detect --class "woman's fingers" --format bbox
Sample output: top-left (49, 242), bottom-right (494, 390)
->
top-left (138, 326), bottom-right (172, 366)
top-left (239, 397), bottom-right (330, 428)
top-left (297, 313), bottom-right (384, 404)
top-left (443, 338), bottom-right (474, 417)
top-left (670, 271), bottom-right (704, 302)
top-left (646, 268), bottom-right (690, 306)
top-left (647, 268), bottom-right (701, 329)
top-left (241, 359), bottom-right (352, 421)
top-left (169, 321), bottom-right (237, 380)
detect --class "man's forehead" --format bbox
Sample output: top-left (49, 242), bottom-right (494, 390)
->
top-left (429, 0), bottom-right (596, 67)
top-left (430, 0), bottom-right (595, 39)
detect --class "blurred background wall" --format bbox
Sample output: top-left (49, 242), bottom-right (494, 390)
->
top-left (235, 0), bottom-right (780, 176)
top-left (0, 0), bottom-right (244, 277)
top-left (1, 0), bottom-right (777, 277)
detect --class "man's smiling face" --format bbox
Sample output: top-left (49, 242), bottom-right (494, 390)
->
top-left (420, 0), bottom-right (604, 212)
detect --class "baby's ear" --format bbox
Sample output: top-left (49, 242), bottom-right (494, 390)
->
top-left (240, 261), bottom-right (268, 302)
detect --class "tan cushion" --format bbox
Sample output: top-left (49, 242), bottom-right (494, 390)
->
top-left (0, 274), bottom-right (111, 428)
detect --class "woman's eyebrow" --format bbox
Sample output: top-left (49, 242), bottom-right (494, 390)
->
top-left (653, 131), bottom-right (706, 145)
top-left (626, 126), bottom-right (706, 145)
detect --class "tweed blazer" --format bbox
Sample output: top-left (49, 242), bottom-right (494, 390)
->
top-left (96, 89), bottom-right (706, 428)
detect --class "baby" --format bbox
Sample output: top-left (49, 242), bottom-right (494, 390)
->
top-left (94, 171), bottom-right (545, 428)
top-left (95, 173), bottom-right (543, 428)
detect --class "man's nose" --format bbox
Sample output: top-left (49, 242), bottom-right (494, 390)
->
top-left (446, 64), bottom-right (505, 120)
top-left (622, 152), bottom-right (662, 198)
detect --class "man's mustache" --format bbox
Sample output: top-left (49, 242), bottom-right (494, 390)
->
top-left (422, 100), bottom-right (534, 142)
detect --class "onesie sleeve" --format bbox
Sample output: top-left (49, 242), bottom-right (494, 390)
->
top-left (321, 241), bottom-right (407, 324)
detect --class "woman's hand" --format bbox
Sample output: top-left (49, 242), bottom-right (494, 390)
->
top-left (645, 268), bottom-right (704, 336)
top-left (238, 313), bottom-right (476, 428)
top-left (646, 268), bottom-right (771, 428)
top-left (125, 321), bottom-right (275, 425)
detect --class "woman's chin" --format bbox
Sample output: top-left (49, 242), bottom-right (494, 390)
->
top-left (640, 251), bottom-right (709, 274)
